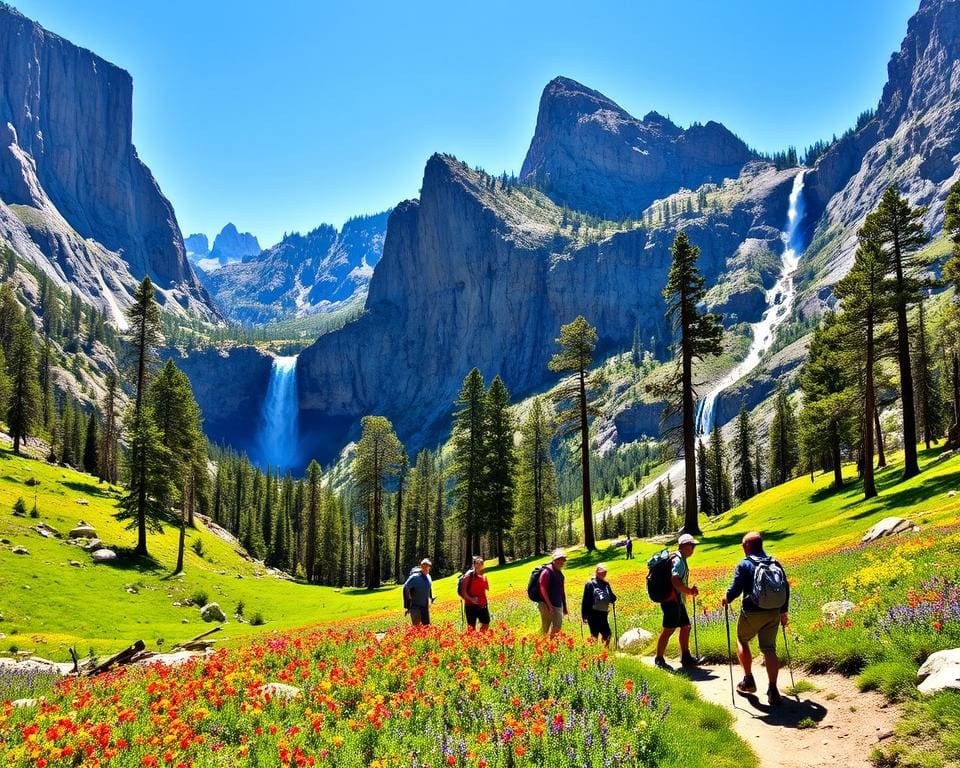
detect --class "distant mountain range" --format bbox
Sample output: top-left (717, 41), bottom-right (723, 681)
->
top-left (185, 224), bottom-right (261, 273)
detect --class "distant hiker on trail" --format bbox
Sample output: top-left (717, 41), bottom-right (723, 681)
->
top-left (625, 536), bottom-right (634, 560)
top-left (537, 549), bottom-right (568, 636)
top-left (581, 563), bottom-right (617, 646)
top-left (459, 555), bottom-right (490, 631)
top-left (403, 558), bottom-right (434, 626)
top-left (653, 533), bottom-right (702, 669)
top-left (722, 531), bottom-right (790, 705)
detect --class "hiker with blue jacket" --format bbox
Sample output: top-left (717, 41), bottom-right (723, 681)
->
top-left (581, 563), bottom-right (617, 646)
top-left (722, 531), bottom-right (790, 705)
top-left (403, 558), bottom-right (434, 626)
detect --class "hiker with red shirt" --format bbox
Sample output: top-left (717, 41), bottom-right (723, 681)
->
top-left (537, 549), bottom-right (568, 635)
top-left (460, 555), bottom-right (491, 631)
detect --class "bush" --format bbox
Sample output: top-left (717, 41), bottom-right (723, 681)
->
top-left (250, 611), bottom-right (266, 626)
top-left (858, 661), bottom-right (920, 701)
top-left (190, 538), bottom-right (205, 558)
top-left (234, 600), bottom-right (245, 619)
top-left (189, 589), bottom-right (209, 607)
top-left (11, 498), bottom-right (26, 516)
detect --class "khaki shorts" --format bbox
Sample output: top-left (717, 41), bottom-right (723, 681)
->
top-left (538, 602), bottom-right (563, 634)
top-left (737, 609), bottom-right (781, 653)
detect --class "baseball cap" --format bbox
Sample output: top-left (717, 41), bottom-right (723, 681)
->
top-left (677, 533), bottom-right (699, 547)
top-left (551, 548), bottom-right (567, 560)
top-left (420, 558), bottom-right (432, 566)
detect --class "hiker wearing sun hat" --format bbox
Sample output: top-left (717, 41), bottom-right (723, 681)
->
top-left (653, 533), bottom-right (702, 669)
top-left (536, 548), bottom-right (568, 636)
top-left (581, 563), bottom-right (617, 646)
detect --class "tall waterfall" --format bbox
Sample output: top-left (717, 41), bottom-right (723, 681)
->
top-left (694, 170), bottom-right (807, 438)
top-left (256, 355), bottom-right (300, 472)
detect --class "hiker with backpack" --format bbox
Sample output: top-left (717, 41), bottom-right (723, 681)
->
top-left (402, 558), bottom-right (435, 626)
top-left (581, 563), bottom-right (617, 646)
top-left (650, 533), bottom-right (702, 669)
top-left (721, 531), bottom-right (790, 705)
top-left (459, 555), bottom-right (490, 631)
top-left (528, 549), bottom-right (568, 636)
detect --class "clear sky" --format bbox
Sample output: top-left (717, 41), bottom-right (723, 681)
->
top-left (13, 0), bottom-right (919, 248)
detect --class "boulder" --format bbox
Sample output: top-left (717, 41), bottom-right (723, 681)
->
top-left (200, 603), bottom-right (227, 623)
top-left (917, 648), bottom-right (960, 696)
top-left (81, 538), bottom-right (103, 551)
top-left (821, 600), bottom-right (855, 624)
top-left (69, 560), bottom-right (82, 568)
top-left (617, 627), bottom-right (655, 654)
top-left (862, 517), bottom-right (919, 544)
top-left (32, 523), bottom-right (61, 539)
top-left (69, 522), bottom-right (97, 538)
top-left (260, 682), bottom-right (302, 702)
top-left (12, 698), bottom-right (36, 708)
top-left (91, 548), bottom-right (117, 563)
top-left (11, 546), bottom-right (29, 555)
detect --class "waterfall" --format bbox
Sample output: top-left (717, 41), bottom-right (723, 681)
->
top-left (695, 170), bottom-right (807, 439)
top-left (256, 355), bottom-right (299, 472)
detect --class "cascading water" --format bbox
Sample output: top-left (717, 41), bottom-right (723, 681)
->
top-left (694, 170), bottom-right (807, 439)
top-left (256, 355), bottom-right (300, 472)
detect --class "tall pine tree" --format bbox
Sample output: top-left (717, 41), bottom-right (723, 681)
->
top-left (769, 384), bottom-right (798, 486)
top-left (452, 368), bottom-right (486, 565)
top-left (483, 376), bottom-right (515, 565)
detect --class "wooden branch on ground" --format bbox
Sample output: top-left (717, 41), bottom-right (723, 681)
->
top-left (86, 640), bottom-right (145, 676)
top-left (171, 625), bottom-right (221, 650)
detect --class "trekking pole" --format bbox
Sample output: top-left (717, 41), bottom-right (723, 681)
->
top-left (692, 594), bottom-right (700, 659)
top-left (782, 623), bottom-right (797, 696)
top-left (724, 605), bottom-right (735, 707)
top-left (579, 619), bottom-right (584, 641)
top-left (613, 602), bottom-right (619, 646)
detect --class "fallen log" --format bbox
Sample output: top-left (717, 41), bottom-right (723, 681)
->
top-left (87, 640), bottom-right (145, 676)
top-left (171, 625), bottom-right (221, 650)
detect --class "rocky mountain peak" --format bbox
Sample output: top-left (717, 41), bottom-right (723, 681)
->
top-left (520, 77), bottom-right (755, 219)
top-left (210, 223), bottom-right (260, 266)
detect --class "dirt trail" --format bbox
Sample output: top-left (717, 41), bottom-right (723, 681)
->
top-left (644, 657), bottom-right (901, 768)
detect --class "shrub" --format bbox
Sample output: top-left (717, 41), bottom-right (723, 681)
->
top-left (190, 538), bottom-right (205, 558)
top-left (234, 600), bottom-right (245, 619)
top-left (858, 661), bottom-right (920, 701)
top-left (250, 611), bottom-right (266, 626)
top-left (189, 589), bottom-right (209, 607)
top-left (11, 498), bottom-right (26, 516)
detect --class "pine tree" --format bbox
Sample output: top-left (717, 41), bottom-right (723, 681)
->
top-left (123, 277), bottom-right (164, 556)
top-left (769, 384), bottom-right (799, 486)
top-left (304, 460), bottom-right (322, 583)
top-left (6, 317), bottom-right (41, 455)
top-left (0, 282), bottom-right (21, 358)
top-left (548, 316), bottom-right (602, 550)
top-left (655, 482), bottom-right (669, 533)
top-left (708, 423), bottom-right (730, 513)
top-left (432, 463), bottom-right (447, 578)
top-left (754, 444), bottom-right (763, 493)
top-left (868, 186), bottom-right (931, 479)
top-left (452, 368), bottom-right (486, 566)
top-left (118, 404), bottom-right (172, 554)
top-left (943, 180), bottom-right (960, 446)
top-left (514, 397), bottom-right (557, 557)
top-left (797, 311), bottom-right (857, 489)
top-left (0, 346), bottom-right (9, 419)
top-left (912, 297), bottom-right (941, 449)
top-left (353, 415), bottom-right (403, 589)
top-left (696, 440), bottom-right (711, 516)
top-left (732, 405), bottom-right (756, 502)
top-left (83, 410), bottom-right (99, 475)
top-left (662, 231), bottom-right (723, 534)
top-left (483, 376), bottom-right (516, 565)
top-left (834, 226), bottom-right (893, 499)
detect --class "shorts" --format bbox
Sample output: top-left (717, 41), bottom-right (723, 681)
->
top-left (538, 602), bottom-right (563, 634)
top-left (660, 599), bottom-right (690, 629)
top-left (586, 610), bottom-right (611, 641)
top-left (409, 605), bottom-right (431, 626)
top-left (465, 604), bottom-right (491, 627)
top-left (737, 609), bottom-right (781, 653)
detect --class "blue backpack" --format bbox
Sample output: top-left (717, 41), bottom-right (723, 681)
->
top-left (748, 555), bottom-right (788, 609)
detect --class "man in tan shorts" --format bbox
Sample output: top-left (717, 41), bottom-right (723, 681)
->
top-left (721, 531), bottom-right (790, 705)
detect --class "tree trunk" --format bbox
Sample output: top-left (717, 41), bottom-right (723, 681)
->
top-left (863, 316), bottom-right (878, 499)
top-left (681, 323), bottom-right (699, 534)
top-left (394, 478), bottom-right (403, 584)
top-left (892, 240), bottom-right (920, 478)
top-left (831, 436), bottom-right (843, 489)
top-left (579, 366), bottom-right (596, 549)
top-left (874, 402), bottom-right (886, 468)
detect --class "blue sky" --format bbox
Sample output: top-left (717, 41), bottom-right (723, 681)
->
top-left (14, 0), bottom-right (918, 248)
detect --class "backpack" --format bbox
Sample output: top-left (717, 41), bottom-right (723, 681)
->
top-left (646, 549), bottom-right (676, 603)
top-left (527, 564), bottom-right (550, 602)
top-left (591, 580), bottom-right (612, 612)
top-left (749, 555), bottom-right (788, 610)
top-left (457, 569), bottom-right (475, 599)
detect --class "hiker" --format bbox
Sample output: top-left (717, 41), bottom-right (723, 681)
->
top-left (581, 563), bottom-right (617, 646)
top-left (460, 555), bottom-right (490, 631)
top-left (402, 558), bottom-right (434, 626)
top-left (653, 533), bottom-right (701, 669)
top-left (721, 531), bottom-right (790, 705)
top-left (625, 535), bottom-right (634, 560)
top-left (537, 549), bottom-right (568, 636)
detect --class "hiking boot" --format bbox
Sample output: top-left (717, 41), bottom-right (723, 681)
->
top-left (653, 656), bottom-right (670, 669)
top-left (767, 687), bottom-right (783, 706)
top-left (736, 675), bottom-right (757, 694)
top-left (680, 654), bottom-right (703, 669)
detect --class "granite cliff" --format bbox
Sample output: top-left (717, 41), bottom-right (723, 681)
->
top-left (206, 211), bottom-right (388, 323)
top-left (0, 6), bottom-right (216, 320)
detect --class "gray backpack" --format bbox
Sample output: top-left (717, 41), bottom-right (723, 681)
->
top-left (749, 555), bottom-right (787, 609)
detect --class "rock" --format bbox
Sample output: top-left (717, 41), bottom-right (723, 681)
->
top-left (12, 698), bottom-right (36, 708)
top-left (81, 538), bottom-right (103, 551)
top-left (181, 618), bottom-right (189, 624)
top-left (862, 517), bottom-right (919, 543)
top-left (11, 546), bottom-right (29, 555)
top-left (949, 490), bottom-right (957, 497)
top-left (617, 628), bottom-right (655, 654)
top-left (260, 682), bottom-right (302, 702)
top-left (0, 5), bottom-right (216, 320)
top-left (69, 560), bottom-right (82, 567)
top-left (75, 499), bottom-right (89, 506)
top-left (917, 648), bottom-right (960, 695)
top-left (0, 537), bottom-right (9, 544)
top-left (821, 600), bottom-right (856, 624)
top-left (200, 603), bottom-right (227, 623)
top-left (91, 548), bottom-right (117, 563)
top-left (32, 523), bottom-right (61, 538)
top-left (69, 522), bottom-right (97, 538)
top-left (208, 223), bottom-right (261, 267)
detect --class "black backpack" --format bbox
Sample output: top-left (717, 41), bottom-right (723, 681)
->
top-left (457, 569), bottom-right (475, 599)
top-left (646, 549), bottom-right (677, 602)
top-left (527, 564), bottom-right (550, 602)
